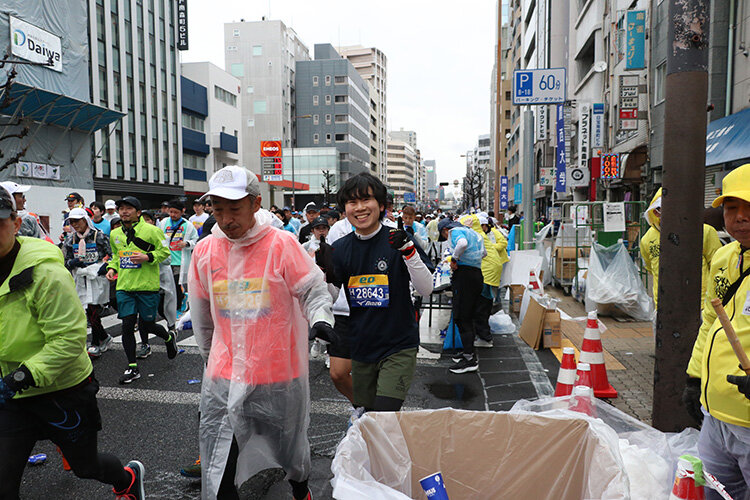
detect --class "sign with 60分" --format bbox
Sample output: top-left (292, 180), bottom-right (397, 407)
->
top-left (512, 68), bottom-right (567, 105)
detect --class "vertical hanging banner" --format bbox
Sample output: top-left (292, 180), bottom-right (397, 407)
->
top-left (569, 103), bottom-right (591, 187)
top-left (500, 176), bottom-right (509, 209)
top-left (555, 104), bottom-right (566, 192)
top-left (626, 10), bottom-right (646, 70)
top-left (536, 105), bottom-right (548, 141)
top-left (592, 103), bottom-right (605, 148)
top-left (176, 0), bottom-right (189, 50)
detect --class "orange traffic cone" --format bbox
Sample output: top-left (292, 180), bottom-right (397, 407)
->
top-left (580, 311), bottom-right (618, 398)
top-left (56, 446), bottom-right (71, 471)
top-left (669, 456), bottom-right (705, 500)
top-left (554, 347), bottom-right (577, 396)
top-left (568, 362), bottom-right (596, 416)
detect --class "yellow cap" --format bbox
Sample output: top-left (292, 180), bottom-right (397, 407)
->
top-left (712, 163), bottom-right (750, 207)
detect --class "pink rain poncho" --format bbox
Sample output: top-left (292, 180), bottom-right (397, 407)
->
top-left (188, 209), bottom-right (334, 499)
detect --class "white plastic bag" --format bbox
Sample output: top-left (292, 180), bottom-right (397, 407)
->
top-left (489, 310), bottom-right (515, 333)
top-left (585, 242), bottom-right (654, 321)
top-left (535, 222), bottom-right (554, 286)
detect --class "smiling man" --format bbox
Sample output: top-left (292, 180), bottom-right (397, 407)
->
top-left (685, 163), bottom-right (750, 500)
top-left (331, 173), bottom-right (433, 413)
top-left (188, 165), bottom-right (334, 500)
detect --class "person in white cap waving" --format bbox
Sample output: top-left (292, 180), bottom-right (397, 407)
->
top-left (188, 165), bottom-right (335, 500)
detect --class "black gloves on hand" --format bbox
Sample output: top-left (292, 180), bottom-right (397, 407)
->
top-left (309, 321), bottom-right (337, 345)
top-left (389, 218), bottom-right (414, 256)
top-left (727, 374), bottom-right (750, 400)
top-left (682, 377), bottom-right (703, 424)
top-left (315, 236), bottom-right (336, 283)
top-left (97, 262), bottom-right (109, 276)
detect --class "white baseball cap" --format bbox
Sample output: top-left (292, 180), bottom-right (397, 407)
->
top-left (0, 181), bottom-right (30, 195)
top-left (105, 199), bottom-right (116, 209)
top-left (199, 165), bottom-right (260, 202)
top-left (478, 214), bottom-right (489, 225)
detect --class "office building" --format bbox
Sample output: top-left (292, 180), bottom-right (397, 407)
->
top-left (386, 136), bottom-right (417, 204)
top-left (89, 0), bottom-right (183, 206)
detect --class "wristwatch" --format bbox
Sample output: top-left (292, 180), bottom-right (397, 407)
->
top-left (12, 369), bottom-right (27, 385)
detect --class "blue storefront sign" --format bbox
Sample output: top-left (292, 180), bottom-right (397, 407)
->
top-left (514, 183), bottom-right (522, 205)
top-left (500, 176), bottom-right (509, 210)
top-left (555, 103), bottom-right (566, 193)
top-left (626, 10), bottom-right (646, 70)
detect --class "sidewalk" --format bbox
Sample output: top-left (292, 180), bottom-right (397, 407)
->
top-left (546, 287), bottom-right (655, 425)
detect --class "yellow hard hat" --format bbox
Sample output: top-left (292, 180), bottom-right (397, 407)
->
top-left (713, 163), bottom-right (750, 207)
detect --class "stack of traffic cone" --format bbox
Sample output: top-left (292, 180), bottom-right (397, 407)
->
top-left (580, 311), bottom-right (618, 398)
top-left (554, 347), bottom-right (577, 396)
top-left (670, 456), bottom-right (705, 500)
top-left (528, 270), bottom-right (541, 292)
top-left (568, 363), bottom-right (596, 416)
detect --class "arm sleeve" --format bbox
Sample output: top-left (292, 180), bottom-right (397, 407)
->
top-left (453, 237), bottom-right (469, 260)
top-left (184, 222), bottom-right (199, 249)
top-left (687, 261), bottom-right (719, 378)
top-left (187, 247), bottom-right (214, 362)
top-left (107, 235), bottom-right (120, 273)
top-left (23, 263), bottom-right (88, 387)
top-left (404, 251), bottom-right (433, 296)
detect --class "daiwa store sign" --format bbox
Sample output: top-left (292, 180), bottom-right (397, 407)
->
top-left (10, 16), bottom-right (62, 72)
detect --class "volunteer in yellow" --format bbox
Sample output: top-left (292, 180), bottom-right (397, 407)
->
top-left (640, 188), bottom-right (722, 309)
top-left (684, 163), bottom-right (750, 500)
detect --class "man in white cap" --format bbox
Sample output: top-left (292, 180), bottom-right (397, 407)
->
top-left (188, 165), bottom-right (335, 500)
top-left (103, 200), bottom-right (117, 221)
top-left (0, 181), bottom-right (41, 239)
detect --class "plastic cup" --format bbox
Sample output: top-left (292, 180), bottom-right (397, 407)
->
top-left (419, 472), bottom-right (450, 499)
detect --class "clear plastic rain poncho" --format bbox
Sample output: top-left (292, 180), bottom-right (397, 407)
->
top-left (188, 209), bottom-right (334, 499)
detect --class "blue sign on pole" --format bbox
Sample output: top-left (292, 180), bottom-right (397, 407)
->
top-left (555, 104), bottom-right (566, 193)
top-left (626, 10), bottom-right (646, 70)
top-left (514, 183), bottom-right (522, 205)
top-left (403, 192), bottom-right (416, 203)
top-left (500, 176), bottom-right (509, 209)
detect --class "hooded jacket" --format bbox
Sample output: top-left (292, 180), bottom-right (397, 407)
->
top-left (0, 237), bottom-right (92, 398)
top-left (639, 188), bottom-right (722, 307)
top-left (108, 216), bottom-right (170, 292)
top-left (688, 241), bottom-right (750, 427)
top-left (460, 214), bottom-right (509, 286)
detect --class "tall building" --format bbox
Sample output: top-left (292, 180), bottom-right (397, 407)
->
top-left (89, 0), bottom-right (183, 206)
top-left (386, 137), bottom-right (417, 204)
top-left (337, 45), bottom-right (388, 181)
top-left (295, 44), bottom-right (371, 181)
top-left (0, 1), bottom-right (122, 234)
top-left (224, 19), bottom-right (310, 202)
top-left (424, 160), bottom-right (438, 205)
top-left (180, 62), bottom-right (243, 197)
top-left (490, 17), bottom-right (513, 212)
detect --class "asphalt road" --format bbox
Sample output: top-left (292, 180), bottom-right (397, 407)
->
top-left (17, 323), bottom-right (494, 500)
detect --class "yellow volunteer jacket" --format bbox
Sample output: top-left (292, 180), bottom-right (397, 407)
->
top-left (459, 214), bottom-right (509, 287)
top-left (687, 241), bottom-right (750, 427)
top-left (639, 189), bottom-right (722, 308)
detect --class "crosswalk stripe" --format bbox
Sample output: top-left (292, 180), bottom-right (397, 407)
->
top-left (92, 315), bottom-right (198, 347)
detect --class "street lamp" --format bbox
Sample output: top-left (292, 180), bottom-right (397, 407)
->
top-left (290, 114), bottom-right (312, 210)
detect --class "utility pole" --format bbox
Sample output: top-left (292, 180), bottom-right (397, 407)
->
top-left (493, 1), bottom-right (503, 215)
top-left (652, 0), bottom-right (710, 432)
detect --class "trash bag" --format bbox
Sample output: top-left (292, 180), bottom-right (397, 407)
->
top-left (535, 222), bottom-right (554, 286)
top-left (585, 242), bottom-right (654, 321)
top-left (489, 310), bottom-right (515, 334)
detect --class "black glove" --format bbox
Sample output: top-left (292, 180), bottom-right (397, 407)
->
top-left (727, 374), bottom-right (750, 400)
top-left (66, 258), bottom-right (82, 269)
top-left (389, 218), bottom-right (414, 256)
top-left (682, 377), bottom-right (703, 424)
top-left (315, 237), bottom-right (335, 281)
top-left (309, 321), bottom-right (337, 345)
top-left (75, 259), bottom-right (88, 268)
top-left (97, 262), bottom-right (109, 276)
top-left (0, 366), bottom-right (35, 405)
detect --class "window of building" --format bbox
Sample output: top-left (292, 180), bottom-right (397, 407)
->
top-left (182, 113), bottom-right (205, 132)
top-left (184, 153), bottom-right (206, 171)
top-left (215, 86), bottom-right (237, 106)
top-left (246, 86), bottom-right (254, 94)
top-left (335, 114), bottom-right (347, 123)
top-left (313, 133), bottom-right (319, 144)
top-left (325, 114), bottom-right (331, 125)
top-left (505, 110), bottom-right (511, 119)
top-left (252, 45), bottom-right (262, 56)
top-left (335, 133), bottom-right (346, 141)
top-left (313, 114), bottom-right (319, 125)
top-left (227, 45), bottom-right (238, 52)
top-left (247, 118), bottom-right (255, 127)
top-left (334, 95), bottom-right (348, 103)
top-left (313, 95), bottom-right (319, 106)
top-left (334, 75), bottom-right (346, 84)
top-left (325, 95), bottom-right (331, 105)
top-left (325, 133), bottom-right (332, 143)
top-left (505, 91), bottom-right (511, 100)
top-left (230, 63), bottom-right (244, 78)
top-left (233, 28), bottom-right (240, 37)
top-left (253, 100), bottom-right (267, 114)
top-left (654, 61), bottom-right (666, 104)
top-left (312, 76), bottom-right (319, 86)
top-left (325, 75), bottom-right (331, 86)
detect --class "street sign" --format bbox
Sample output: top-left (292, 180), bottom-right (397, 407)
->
top-left (600, 154), bottom-right (620, 179)
top-left (404, 192), bottom-right (416, 203)
top-left (555, 103), bottom-right (566, 193)
top-left (592, 103), bottom-right (605, 148)
top-left (626, 10), bottom-right (646, 70)
top-left (500, 176), bottom-right (509, 209)
top-left (261, 156), bottom-right (283, 181)
top-left (512, 68), bottom-right (567, 105)
top-left (535, 105), bottom-right (547, 141)
top-left (620, 86), bottom-right (638, 98)
top-left (620, 109), bottom-right (638, 119)
top-left (620, 96), bottom-right (639, 108)
top-left (539, 167), bottom-right (554, 186)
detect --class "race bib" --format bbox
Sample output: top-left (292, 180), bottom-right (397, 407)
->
top-left (119, 250), bottom-right (142, 269)
top-left (83, 242), bottom-right (99, 264)
top-left (168, 225), bottom-right (185, 251)
top-left (212, 278), bottom-right (271, 319)
top-left (348, 274), bottom-right (389, 308)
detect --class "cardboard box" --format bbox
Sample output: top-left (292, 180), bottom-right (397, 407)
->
top-left (332, 409), bottom-right (628, 499)
top-left (553, 246), bottom-right (588, 281)
top-left (519, 293), bottom-right (546, 349)
top-left (510, 284), bottom-right (526, 314)
top-left (543, 310), bottom-right (562, 348)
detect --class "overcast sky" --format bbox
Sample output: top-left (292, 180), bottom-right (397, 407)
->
top-left (181, 0), bottom-right (497, 184)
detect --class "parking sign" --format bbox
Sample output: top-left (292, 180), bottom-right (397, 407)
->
top-left (513, 68), bottom-right (567, 105)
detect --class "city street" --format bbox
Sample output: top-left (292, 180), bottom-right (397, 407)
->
top-left (18, 311), bottom-right (557, 500)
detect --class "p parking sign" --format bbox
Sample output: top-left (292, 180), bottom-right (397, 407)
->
top-left (513, 68), bottom-right (567, 105)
